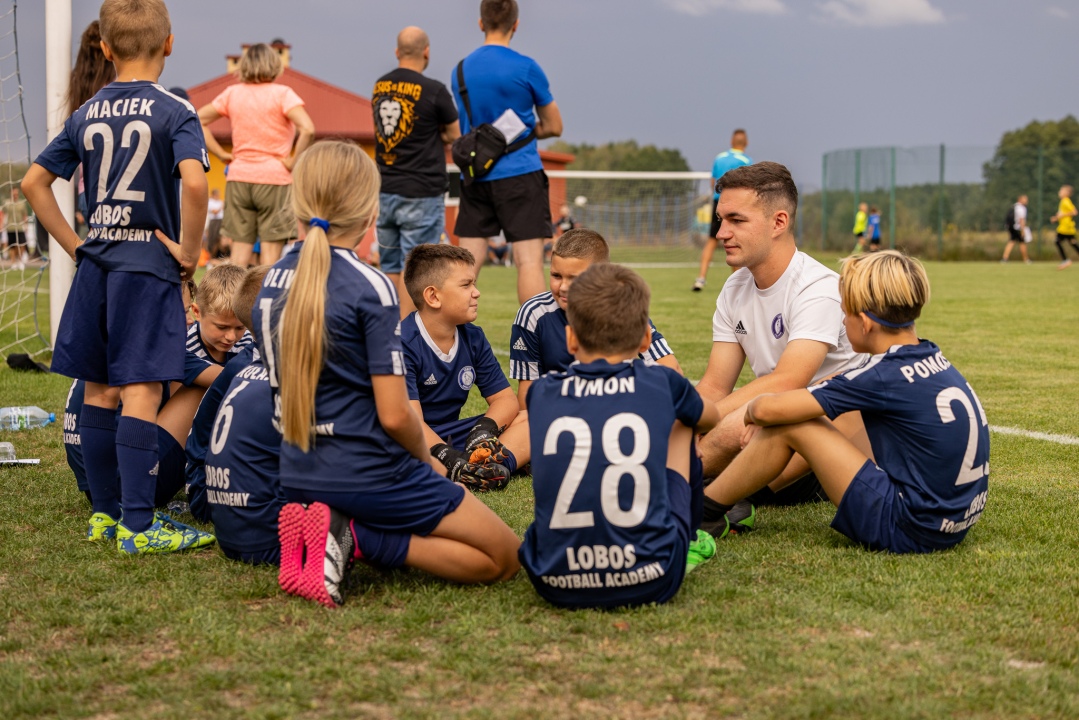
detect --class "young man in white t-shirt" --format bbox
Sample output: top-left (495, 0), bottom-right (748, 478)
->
top-left (1001, 194), bottom-right (1031, 264)
top-left (695, 162), bottom-right (869, 530)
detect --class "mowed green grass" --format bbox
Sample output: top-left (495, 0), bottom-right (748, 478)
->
top-left (1, 256), bottom-right (1078, 719)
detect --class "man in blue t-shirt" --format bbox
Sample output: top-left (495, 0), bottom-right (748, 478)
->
top-left (867, 206), bottom-right (882, 251)
top-left (451, 0), bottom-right (563, 304)
top-left (694, 129), bottom-right (751, 292)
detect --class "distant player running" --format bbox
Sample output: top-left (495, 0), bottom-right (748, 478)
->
top-left (852, 202), bottom-right (868, 252)
top-left (1051, 185), bottom-right (1079, 269)
top-left (703, 251), bottom-right (989, 552)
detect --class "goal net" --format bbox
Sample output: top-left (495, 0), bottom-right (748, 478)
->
top-left (0, 0), bottom-right (48, 360)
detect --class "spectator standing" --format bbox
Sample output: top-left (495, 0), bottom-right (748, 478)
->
top-left (694, 129), bottom-right (751, 292)
top-left (205, 188), bottom-right (225, 260)
top-left (373, 26), bottom-right (461, 317)
top-left (1001, 194), bottom-right (1031, 264)
top-left (197, 43), bottom-right (315, 268)
top-left (452, 0), bottom-right (563, 304)
top-left (2, 187), bottom-right (30, 270)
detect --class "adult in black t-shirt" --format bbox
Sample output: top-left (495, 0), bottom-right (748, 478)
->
top-left (373, 26), bottom-right (461, 316)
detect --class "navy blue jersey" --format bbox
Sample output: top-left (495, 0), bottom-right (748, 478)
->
top-left (867, 213), bottom-right (882, 240)
top-left (809, 340), bottom-right (990, 547)
top-left (186, 345), bottom-right (259, 520)
top-left (202, 360), bottom-right (284, 554)
top-left (520, 359), bottom-right (705, 606)
top-left (252, 244), bottom-right (422, 491)
top-left (34, 82), bottom-right (209, 282)
top-left (401, 313), bottom-right (510, 428)
top-left (509, 292), bottom-right (673, 381)
top-left (183, 321), bottom-right (253, 386)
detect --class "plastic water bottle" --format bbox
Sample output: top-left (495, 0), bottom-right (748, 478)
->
top-left (0, 406), bottom-right (56, 430)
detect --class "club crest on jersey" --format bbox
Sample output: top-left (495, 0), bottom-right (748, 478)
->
top-left (771, 313), bottom-right (785, 339)
top-left (458, 366), bottom-right (475, 391)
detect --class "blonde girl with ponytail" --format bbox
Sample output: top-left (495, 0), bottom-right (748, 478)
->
top-left (252, 141), bottom-right (519, 607)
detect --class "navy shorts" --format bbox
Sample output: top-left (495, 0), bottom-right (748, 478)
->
top-left (432, 414), bottom-right (484, 452)
top-left (221, 545), bottom-right (280, 566)
top-left (155, 427), bottom-right (188, 507)
top-left (51, 260), bottom-right (186, 386)
top-left (832, 460), bottom-right (958, 554)
top-left (283, 462), bottom-right (466, 537)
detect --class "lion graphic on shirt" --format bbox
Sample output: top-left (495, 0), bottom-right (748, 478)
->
top-left (375, 96), bottom-right (416, 161)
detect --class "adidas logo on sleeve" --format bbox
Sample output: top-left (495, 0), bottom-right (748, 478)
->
top-left (512, 338), bottom-right (528, 351)
top-left (424, 374), bottom-right (438, 386)
top-left (735, 321), bottom-right (747, 335)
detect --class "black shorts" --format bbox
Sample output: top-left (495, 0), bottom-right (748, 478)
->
top-left (1057, 233), bottom-right (1077, 243)
top-left (5, 230), bottom-right (26, 247)
top-left (455, 170), bottom-right (552, 242)
top-left (1008, 227), bottom-right (1022, 242)
top-left (709, 198), bottom-right (721, 238)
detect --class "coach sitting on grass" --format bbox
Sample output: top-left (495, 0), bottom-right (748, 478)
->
top-left (695, 162), bottom-right (869, 520)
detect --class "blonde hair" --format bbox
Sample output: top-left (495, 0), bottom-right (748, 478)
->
top-left (195, 263), bottom-right (246, 317)
top-left (279, 141), bottom-right (380, 451)
top-left (99, 0), bottom-right (171, 62)
top-left (839, 250), bottom-right (930, 332)
top-left (231, 266), bottom-right (269, 332)
top-left (238, 43), bottom-right (284, 83)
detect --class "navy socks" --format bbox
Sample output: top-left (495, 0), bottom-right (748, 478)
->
top-left (80, 404), bottom-right (121, 519)
top-left (116, 417), bottom-right (159, 532)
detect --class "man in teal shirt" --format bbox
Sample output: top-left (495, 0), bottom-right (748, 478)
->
top-left (694, 129), bottom-right (751, 291)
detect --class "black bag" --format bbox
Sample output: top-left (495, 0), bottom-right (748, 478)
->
top-left (450, 60), bottom-right (535, 185)
top-left (1004, 205), bottom-right (1016, 230)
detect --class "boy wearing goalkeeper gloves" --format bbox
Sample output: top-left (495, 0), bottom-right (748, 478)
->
top-left (401, 244), bottom-right (529, 492)
top-left (520, 264), bottom-right (720, 609)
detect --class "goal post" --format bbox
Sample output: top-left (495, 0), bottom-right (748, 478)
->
top-left (46, 0), bottom-right (74, 346)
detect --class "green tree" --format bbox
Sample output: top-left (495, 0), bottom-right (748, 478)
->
top-left (547, 140), bottom-right (694, 204)
top-left (983, 116), bottom-right (1079, 227)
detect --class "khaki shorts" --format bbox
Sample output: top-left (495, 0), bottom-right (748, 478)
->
top-left (221, 181), bottom-right (296, 245)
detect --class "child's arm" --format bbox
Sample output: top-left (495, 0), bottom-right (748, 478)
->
top-left (409, 399), bottom-right (446, 449)
top-left (656, 354), bottom-right (683, 375)
top-left (483, 387), bottom-right (519, 430)
top-left (695, 399), bottom-right (720, 435)
top-left (21, 165), bottom-right (81, 261)
top-left (744, 389), bottom-right (826, 427)
top-left (373, 374), bottom-right (445, 475)
top-left (191, 364), bottom-right (223, 389)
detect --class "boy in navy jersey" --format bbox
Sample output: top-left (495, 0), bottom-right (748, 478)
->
top-left (701, 251), bottom-right (989, 552)
top-left (24, 0), bottom-right (213, 553)
top-left (192, 266), bottom-right (284, 564)
top-left (510, 228), bottom-right (681, 409)
top-left (401, 244), bottom-right (528, 491)
top-left (520, 264), bottom-right (720, 609)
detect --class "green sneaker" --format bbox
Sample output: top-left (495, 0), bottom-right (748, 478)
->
top-left (116, 516), bottom-right (216, 555)
top-left (86, 512), bottom-right (118, 542)
top-left (701, 501), bottom-right (757, 539)
top-left (685, 529), bottom-right (717, 574)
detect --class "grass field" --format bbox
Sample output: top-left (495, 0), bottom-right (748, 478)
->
top-left (1, 255), bottom-right (1078, 719)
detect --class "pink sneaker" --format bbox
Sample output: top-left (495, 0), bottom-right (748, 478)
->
top-left (277, 503), bottom-right (308, 596)
top-left (297, 502), bottom-right (355, 608)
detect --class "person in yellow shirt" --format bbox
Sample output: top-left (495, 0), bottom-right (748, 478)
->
top-left (1051, 185), bottom-right (1079, 269)
top-left (852, 202), bottom-right (868, 252)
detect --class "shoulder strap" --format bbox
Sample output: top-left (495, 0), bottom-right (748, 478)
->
top-left (456, 61), bottom-right (472, 126)
top-left (505, 127), bottom-right (536, 153)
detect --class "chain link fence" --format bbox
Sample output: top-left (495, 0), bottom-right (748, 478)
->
top-left (801, 145), bottom-right (1079, 260)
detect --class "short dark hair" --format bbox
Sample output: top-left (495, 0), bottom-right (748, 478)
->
top-left (552, 227), bottom-right (609, 263)
top-left (566, 264), bottom-right (651, 355)
top-left (232, 266), bottom-right (269, 332)
top-left (717, 161), bottom-right (798, 225)
top-left (403, 244), bottom-right (476, 308)
top-left (481, 0), bottom-right (518, 32)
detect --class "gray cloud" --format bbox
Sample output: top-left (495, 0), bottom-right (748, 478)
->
top-left (817, 0), bottom-right (946, 26)
top-left (661, 0), bottom-right (787, 17)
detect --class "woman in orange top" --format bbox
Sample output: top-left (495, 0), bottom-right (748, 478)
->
top-left (197, 43), bottom-right (315, 268)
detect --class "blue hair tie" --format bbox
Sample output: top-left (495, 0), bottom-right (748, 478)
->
top-left (864, 310), bottom-right (914, 329)
top-left (309, 217), bottom-right (330, 232)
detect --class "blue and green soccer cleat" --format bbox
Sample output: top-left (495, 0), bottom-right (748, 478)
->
top-left (685, 529), bottom-right (718, 574)
top-left (86, 512), bottom-right (118, 542)
top-left (701, 500), bottom-right (758, 539)
top-left (116, 515), bottom-right (216, 554)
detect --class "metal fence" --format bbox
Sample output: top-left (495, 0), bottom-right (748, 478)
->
top-left (809, 145), bottom-right (1079, 259)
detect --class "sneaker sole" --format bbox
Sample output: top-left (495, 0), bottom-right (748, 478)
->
top-left (297, 502), bottom-right (339, 608)
top-left (277, 503), bottom-right (307, 596)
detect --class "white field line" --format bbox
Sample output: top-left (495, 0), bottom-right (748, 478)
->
top-left (989, 426), bottom-right (1079, 446)
top-left (620, 262), bottom-right (700, 269)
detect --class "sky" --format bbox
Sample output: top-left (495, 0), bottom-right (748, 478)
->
top-left (11, 0), bottom-right (1077, 189)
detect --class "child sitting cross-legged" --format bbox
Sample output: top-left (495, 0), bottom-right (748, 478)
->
top-left (520, 263), bottom-right (720, 609)
top-left (701, 251), bottom-right (990, 552)
top-left (401, 243), bottom-right (529, 492)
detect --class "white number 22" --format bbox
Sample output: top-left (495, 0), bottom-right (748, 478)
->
top-left (82, 120), bottom-right (151, 203)
top-left (544, 412), bottom-right (651, 530)
top-left (936, 383), bottom-right (989, 486)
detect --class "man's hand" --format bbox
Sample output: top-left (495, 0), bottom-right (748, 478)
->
top-left (155, 229), bottom-right (198, 279)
